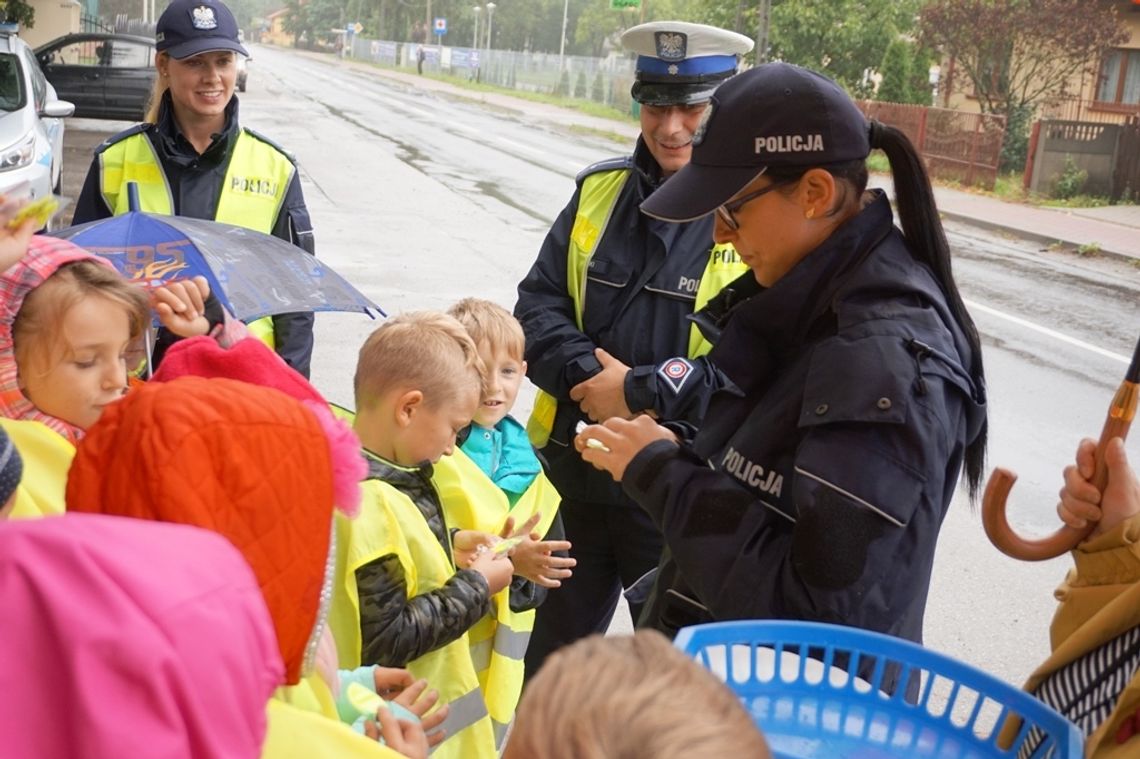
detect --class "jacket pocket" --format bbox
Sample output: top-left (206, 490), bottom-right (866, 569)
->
top-left (585, 257), bottom-right (631, 288)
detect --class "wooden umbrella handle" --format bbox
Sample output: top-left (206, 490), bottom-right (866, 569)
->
top-left (982, 380), bottom-right (1137, 562)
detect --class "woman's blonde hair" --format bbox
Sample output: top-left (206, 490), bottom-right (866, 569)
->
top-left (504, 630), bottom-right (771, 759)
top-left (13, 261), bottom-right (150, 375)
top-left (144, 51), bottom-right (170, 123)
top-left (353, 311), bottom-right (486, 411)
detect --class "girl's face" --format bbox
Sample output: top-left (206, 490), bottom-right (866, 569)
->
top-left (161, 51), bottom-right (237, 123)
top-left (19, 296), bottom-right (133, 431)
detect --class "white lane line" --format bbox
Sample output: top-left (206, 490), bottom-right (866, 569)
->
top-left (964, 298), bottom-right (1131, 365)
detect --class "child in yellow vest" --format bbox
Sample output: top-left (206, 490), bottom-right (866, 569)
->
top-left (329, 312), bottom-right (513, 759)
top-left (0, 236), bottom-right (223, 519)
top-left (439, 298), bottom-right (574, 744)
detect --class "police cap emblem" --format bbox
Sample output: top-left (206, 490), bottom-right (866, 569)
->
top-left (191, 5), bottom-right (218, 30)
top-left (654, 32), bottom-right (687, 62)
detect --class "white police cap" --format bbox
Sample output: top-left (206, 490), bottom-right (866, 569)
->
top-left (621, 21), bottom-right (754, 106)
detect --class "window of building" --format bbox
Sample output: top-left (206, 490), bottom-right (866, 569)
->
top-left (1097, 48), bottom-right (1140, 106)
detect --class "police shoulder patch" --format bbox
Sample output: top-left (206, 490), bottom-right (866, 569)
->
top-left (575, 155), bottom-right (633, 185)
top-left (242, 127), bottom-right (297, 164)
top-left (657, 357), bottom-right (695, 395)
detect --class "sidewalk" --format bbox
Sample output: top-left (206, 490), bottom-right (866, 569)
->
top-left (310, 49), bottom-right (1140, 263)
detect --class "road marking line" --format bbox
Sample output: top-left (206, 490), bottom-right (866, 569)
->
top-left (964, 298), bottom-right (1131, 365)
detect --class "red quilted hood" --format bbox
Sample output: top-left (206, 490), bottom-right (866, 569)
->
top-left (66, 376), bottom-right (335, 684)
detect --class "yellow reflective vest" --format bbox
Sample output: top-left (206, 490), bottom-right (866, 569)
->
top-left (527, 167), bottom-right (748, 447)
top-left (98, 129), bottom-right (296, 349)
top-left (432, 448), bottom-right (561, 748)
top-left (329, 468), bottom-right (496, 759)
top-left (262, 699), bottom-right (405, 759)
top-left (0, 418), bottom-right (74, 520)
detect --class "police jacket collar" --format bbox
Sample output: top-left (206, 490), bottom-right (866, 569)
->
top-left (154, 90), bottom-right (240, 167)
top-left (631, 137), bottom-right (668, 195)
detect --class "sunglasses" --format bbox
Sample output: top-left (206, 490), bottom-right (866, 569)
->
top-left (715, 178), bottom-right (792, 231)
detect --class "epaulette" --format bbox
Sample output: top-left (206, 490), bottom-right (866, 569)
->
top-left (575, 155), bottom-right (633, 185)
top-left (94, 123), bottom-right (153, 155)
top-left (242, 127), bottom-right (297, 164)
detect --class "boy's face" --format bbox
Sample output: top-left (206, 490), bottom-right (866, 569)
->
top-left (18, 296), bottom-right (132, 431)
top-left (396, 381), bottom-right (481, 465)
top-left (473, 341), bottom-right (526, 429)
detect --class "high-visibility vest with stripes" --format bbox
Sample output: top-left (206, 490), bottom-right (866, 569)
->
top-left (0, 418), bottom-right (74, 520)
top-left (328, 469), bottom-right (496, 759)
top-left (432, 448), bottom-right (561, 748)
top-left (527, 168), bottom-right (747, 447)
top-left (98, 129), bottom-right (295, 349)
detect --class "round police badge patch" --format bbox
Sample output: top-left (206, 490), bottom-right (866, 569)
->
top-left (192, 5), bottom-right (218, 30)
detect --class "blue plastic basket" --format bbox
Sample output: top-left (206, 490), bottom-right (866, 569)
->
top-left (674, 621), bottom-right (1083, 759)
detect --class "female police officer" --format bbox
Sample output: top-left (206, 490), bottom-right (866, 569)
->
top-left (576, 63), bottom-right (988, 670)
top-left (73, 0), bottom-right (316, 377)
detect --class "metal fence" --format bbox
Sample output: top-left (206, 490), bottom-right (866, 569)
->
top-left (1039, 96), bottom-right (1140, 125)
top-left (857, 101), bottom-right (1006, 190)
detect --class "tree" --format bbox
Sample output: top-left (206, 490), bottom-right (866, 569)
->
top-left (4, 0), bottom-right (34, 27)
top-left (919, 0), bottom-right (1129, 170)
top-left (877, 38), bottom-right (912, 104)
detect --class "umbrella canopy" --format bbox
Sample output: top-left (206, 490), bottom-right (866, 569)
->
top-left (55, 212), bottom-right (381, 322)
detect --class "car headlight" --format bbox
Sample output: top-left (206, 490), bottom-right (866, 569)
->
top-left (0, 132), bottom-right (36, 172)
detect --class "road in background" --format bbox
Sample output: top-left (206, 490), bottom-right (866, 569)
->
top-left (59, 44), bottom-right (1140, 687)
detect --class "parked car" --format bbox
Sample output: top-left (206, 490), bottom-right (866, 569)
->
top-left (236, 53), bottom-right (249, 92)
top-left (34, 33), bottom-right (154, 121)
top-left (0, 27), bottom-right (73, 221)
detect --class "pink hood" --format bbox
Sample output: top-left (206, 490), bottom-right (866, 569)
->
top-left (0, 514), bottom-right (284, 758)
top-left (0, 237), bottom-right (115, 442)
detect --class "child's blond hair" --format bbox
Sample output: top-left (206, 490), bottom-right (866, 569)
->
top-left (446, 298), bottom-right (525, 361)
top-left (353, 311), bottom-right (485, 411)
top-left (504, 630), bottom-right (771, 759)
top-left (13, 261), bottom-right (150, 374)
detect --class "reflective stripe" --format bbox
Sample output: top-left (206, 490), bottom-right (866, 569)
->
top-left (435, 687), bottom-right (489, 743)
top-left (493, 719), bottom-right (511, 750)
top-left (794, 466), bottom-right (906, 527)
top-left (470, 637), bottom-right (492, 673)
top-left (492, 625), bottom-right (531, 660)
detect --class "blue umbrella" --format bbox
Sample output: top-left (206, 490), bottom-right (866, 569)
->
top-left (54, 210), bottom-right (381, 323)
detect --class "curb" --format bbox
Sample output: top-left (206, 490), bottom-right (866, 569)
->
top-left (939, 210), bottom-right (1139, 265)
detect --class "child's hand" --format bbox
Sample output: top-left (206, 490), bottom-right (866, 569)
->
top-left (510, 535), bottom-right (575, 588)
top-left (469, 550), bottom-right (513, 595)
top-left (0, 209), bottom-right (36, 274)
top-left (499, 512), bottom-right (541, 540)
top-left (1057, 437), bottom-right (1140, 536)
top-left (452, 529), bottom-right (496, 569)
top-left (390, 678), bottom-right (449, 748)
top-left (153, 276), bottom-right (211, 337)
top-left (364, 705), bottom-right (430, 759)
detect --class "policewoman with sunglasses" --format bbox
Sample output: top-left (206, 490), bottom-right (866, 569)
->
top-left (576, 63), bottom-right (989, 658)
top-left (513, 22), bottom-right (753, 679)
top-left (73, 0), bottom-right (317, 377)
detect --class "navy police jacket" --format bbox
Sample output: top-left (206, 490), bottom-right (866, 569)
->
top-left (515, 139), bottom-right (734, 504)
top-left (73, 93), bottom-right (317, 377)
top-left (624, 192), bottom-right (987, 648)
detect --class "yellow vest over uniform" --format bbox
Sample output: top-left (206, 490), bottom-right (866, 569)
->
top-left (0, 418), bottom-right (74, 520)
top-left (527, 168), bottom-right (747, 447)
top-left (328, 474), bottom-right (496, 759)
top-left (98, 129), bottom-right (296, 349)
top-left (432, 449), bottom-right (561, 747)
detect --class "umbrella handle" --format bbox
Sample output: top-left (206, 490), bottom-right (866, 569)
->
top-left (982, 380), bottom-right (1137, 562)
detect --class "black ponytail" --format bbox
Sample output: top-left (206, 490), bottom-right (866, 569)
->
top-left (870, 120), bottom-right (987, 501)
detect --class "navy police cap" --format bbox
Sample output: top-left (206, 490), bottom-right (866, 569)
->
top-left (622, 21), bottom-right (754, 106)
top-left (156, 0), bottom-right (248, 60)
top-left (641, 63), bottom-right (871, 222)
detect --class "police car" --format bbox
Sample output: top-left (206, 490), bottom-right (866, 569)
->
top-left (0, 25), bottom-right (73, 221)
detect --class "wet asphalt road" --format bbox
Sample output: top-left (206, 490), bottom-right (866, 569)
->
top-left (59, 44), bottom-right (1140, 686)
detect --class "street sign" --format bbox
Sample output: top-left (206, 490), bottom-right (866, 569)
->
top-left (610, 0), bottom-right (640, 8)
top-left (354, 22), bottom-right (363, 34)
top-left (433, 17), bottom-right (447, 36)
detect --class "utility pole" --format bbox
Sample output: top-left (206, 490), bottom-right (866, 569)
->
top-left (558, 0), bottom-right (568, 73)
top-left (426, 0), bottom-right (432, 40)
top-left (755, 0), bottom-right (771, 65)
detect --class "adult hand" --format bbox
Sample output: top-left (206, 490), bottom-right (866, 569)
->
top-left (1057, 437), bottom-right (1140, 536)
top-left (569, 348), bottom-right (633, 422)
top-left (153, 276), bottom-right (211, 337)
top-left (510, 535), bottom-right (575, 588)
top-left (389, 678), bottom-right (448, 748)
top-left (364, 706), bottom-right (430, 759)
top-left (0, 211), bottom-right (36, 274)
top-left (575, 415), bottom-right (678, 482)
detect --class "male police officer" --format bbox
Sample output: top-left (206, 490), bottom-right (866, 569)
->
top-left (514, 21), bottom-right (753, 678)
